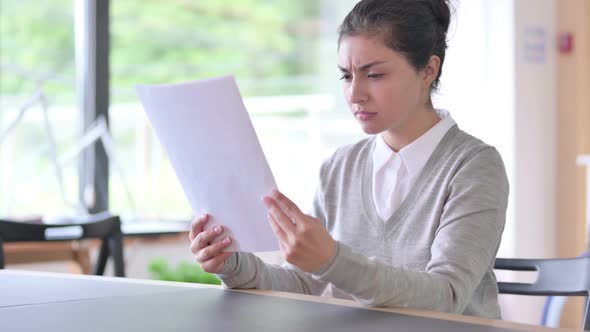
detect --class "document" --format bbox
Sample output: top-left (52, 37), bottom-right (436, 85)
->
top-left (136, 76), bottom-right (278, 252)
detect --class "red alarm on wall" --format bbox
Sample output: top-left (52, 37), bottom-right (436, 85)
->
top-left (558, 32), bottom-right (574, 54)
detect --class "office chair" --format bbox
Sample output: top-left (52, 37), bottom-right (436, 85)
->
top-left (0, 212), bottom-right (125, 277)
top-left (495, 257), bottom-right (590, 330)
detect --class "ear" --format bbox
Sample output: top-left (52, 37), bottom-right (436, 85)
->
top-left (422, 55), bottom-right (441, 88)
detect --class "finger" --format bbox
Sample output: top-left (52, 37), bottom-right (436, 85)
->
top-left (201, 251), bottom-right (233, 274)
top-left (190, 224), bottom-right (224, 253)
top-left (196, 237), bottom-right (232, 262)
top-left (263, 196), bottom-right (296, 235)
top-left (268, 212), bottom-right (289, 244)
top-left (189, 213), bottom-right (209, 242)
top-left (270, 215), bottom-right (292, 259)
top-left (271, 189), bottom-right (304, 219)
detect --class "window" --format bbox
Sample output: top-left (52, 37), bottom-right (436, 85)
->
top-left (0, 0), bottom-right (80, 217)
top-left (109, 0), bottom-right (363, 221)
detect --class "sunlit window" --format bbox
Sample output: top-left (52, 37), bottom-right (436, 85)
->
top-left (109, 0), bottom-right (363, 221)
top-left (0, 0), bottom-right (80, 217)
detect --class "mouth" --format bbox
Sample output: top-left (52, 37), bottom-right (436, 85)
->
top-left (354, 111), bottom-right (377, 121)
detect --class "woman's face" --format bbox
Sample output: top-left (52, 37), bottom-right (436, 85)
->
top-left (338, 34), bottom-right (430, 136)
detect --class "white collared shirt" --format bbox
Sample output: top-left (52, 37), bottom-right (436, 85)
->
top-left (372, 109), bottom-right (456, 221)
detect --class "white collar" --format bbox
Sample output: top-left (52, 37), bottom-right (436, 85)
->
top-left (372, 109), bottom-right (456, 176)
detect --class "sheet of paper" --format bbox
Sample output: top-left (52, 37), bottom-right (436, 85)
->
top-left (136, 76), bottom-right (278, 252)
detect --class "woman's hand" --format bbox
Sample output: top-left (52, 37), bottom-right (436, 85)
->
top-left (262, 189), bottom-right (337, 273)
top-left (189, 213), bottom-right (233, 273)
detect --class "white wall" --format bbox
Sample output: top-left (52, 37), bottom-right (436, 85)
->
top-left (513, 0), bottom-right (557, 260)
top-left (437, 0), bottom-right (558, 325)
top-left (436, 0), bottom-right (516, 257)
top-left (510, 0), bottom-right (557, 325)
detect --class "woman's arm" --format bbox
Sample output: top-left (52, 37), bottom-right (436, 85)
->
top-left (216, 172), bottom-right (332, 295)
top-left (310, 147), bottom-right (508, 313)
top-left (216, 252), bottom-right (328, 295)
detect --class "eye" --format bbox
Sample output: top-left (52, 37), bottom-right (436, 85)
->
top-left (339, 73), bottom-right (352, 81)
top-left (368, 73), bottom-right (384, 80)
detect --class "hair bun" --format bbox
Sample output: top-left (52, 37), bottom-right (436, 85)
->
top-left (430, 0), bottom-right (451, 32)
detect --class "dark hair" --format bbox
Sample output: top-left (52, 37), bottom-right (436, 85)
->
top-left (338, 0), bottom-right (452, 92)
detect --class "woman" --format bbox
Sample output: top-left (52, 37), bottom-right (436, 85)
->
top-left (189, 0), bottom-right (508, 319)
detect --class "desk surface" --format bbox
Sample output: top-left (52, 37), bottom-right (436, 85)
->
top-left (0, 270), bottom-right (576, 332)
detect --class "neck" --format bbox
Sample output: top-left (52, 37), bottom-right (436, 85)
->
top-left (382, 104), bottom-right (440, 152)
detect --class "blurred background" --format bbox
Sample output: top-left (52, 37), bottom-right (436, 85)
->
top-left (1, 0), bottom-right (589, 328)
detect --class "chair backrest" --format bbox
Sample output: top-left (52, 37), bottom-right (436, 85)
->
top-left (0, 212), bottom-right (121, 242)
top-left (495, 257), bottom-right (590, 330)
top-left (0, 212), bottom-right (124, 277)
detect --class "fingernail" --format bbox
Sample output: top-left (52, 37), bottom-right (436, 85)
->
top-left (262, 197), bottom-right (270, 208)
top-left (215, 226), bottom-right (222, 233)
top-left (223, 237), bottom-right (231, 245)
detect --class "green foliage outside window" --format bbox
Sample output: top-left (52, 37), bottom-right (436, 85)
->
top-left (0, 0), bottom-right (322, 103)
top-left (148, 257), bottom-right (222, 285)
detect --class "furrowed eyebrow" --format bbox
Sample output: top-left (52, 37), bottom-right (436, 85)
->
top-left (337, 60), bottom-right (388, 73)
top-left (358, 60), bottom-right (387, 71)
top-left (337, 65), bottom-right (349, 73)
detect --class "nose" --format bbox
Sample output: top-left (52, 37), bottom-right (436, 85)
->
top-left (347, 78), bottom-right (368, 104)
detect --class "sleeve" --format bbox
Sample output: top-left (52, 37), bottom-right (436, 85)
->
top-left (215, 157), bottom-right (334, 295)
top-left (309, 148), bottom-right (509, 313)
